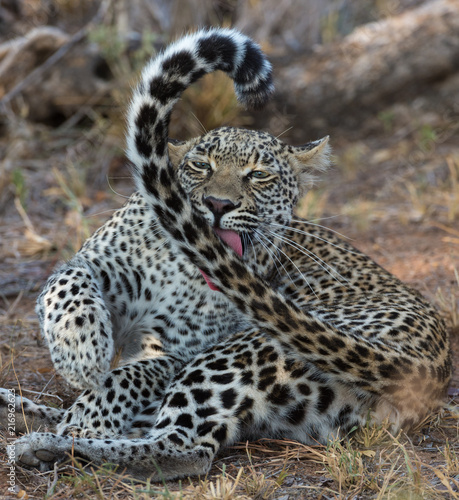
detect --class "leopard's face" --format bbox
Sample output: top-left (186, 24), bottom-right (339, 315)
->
top-left (169, 127), bottom-right (330, 267)
top-left (180, 129), bottom-right (298, 231)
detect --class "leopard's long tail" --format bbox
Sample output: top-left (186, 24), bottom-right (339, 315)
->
top-left (126, 27), bottom-right (273, 197)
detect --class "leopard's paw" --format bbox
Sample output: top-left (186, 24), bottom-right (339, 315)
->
top-left (14, 432), bottom-right (73, 471)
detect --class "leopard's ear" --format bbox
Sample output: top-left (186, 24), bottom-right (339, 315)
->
top-left (168, 138), bottom-right (199, 166)
top-left (291, 136), bottom-right (331, 196)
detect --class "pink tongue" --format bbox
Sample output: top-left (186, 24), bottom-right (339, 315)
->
top-left (199, 229), bottom-right (242, 291)
top-left (213, 228), bottom-right (243, 257)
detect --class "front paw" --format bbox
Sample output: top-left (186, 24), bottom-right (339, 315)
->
top-left (49, 333), bottom-right (114, 390)
top-left (14, 433), bottom-right (73, 471)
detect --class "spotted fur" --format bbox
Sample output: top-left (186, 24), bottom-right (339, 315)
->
top-left (2, 28), bottom-right (450, 481)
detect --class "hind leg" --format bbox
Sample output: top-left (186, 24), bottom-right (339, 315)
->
top-left (56, 355), bottom-right (182, 438)
top-left (1, 353), bottom-right (180, 441)
top-left (15, 330), bottom-right (368, 479)
top-left (0, 388), bottom-right (64, 434)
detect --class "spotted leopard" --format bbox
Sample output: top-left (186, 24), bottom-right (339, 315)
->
top-left (1, 27), bottom-right (450, 481)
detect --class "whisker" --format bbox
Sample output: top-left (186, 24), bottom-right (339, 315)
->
top-left (254, 231), bottom-right (299, 292)
top-left (290, 218), bottom-right (353, 240)
top-left (190, 111), bottom-right (208, 135)
top-left (123, 220), bottom-right (146, 231)
top-left (275, 126), bottom-right (293, 139)
top-left (252, 230), bottom-right (285, 283)
top-left (143, 238), bottom-right (169, 257)
top-left (120, 223), bottom-right (163, 245)
top-left (106, 175), bottom-right (131, 199)
top-left (271, 222), bottom-right (361, 257)
top-left (267, 228), bottom-right (349, 286)
top-left (255, 229), bottom-right (318, 298)
top-left (269, 228), bottom-right (349, 284)
top-left (128, 216), bottom-right (161, 230)
top-left (294, 214), bottom-right (342, 223)
top-left (246, 232), bottom-right (258, 264)
top-left (84, 208), bottom-right (118, 218)
top-left (242, 233), bottom-right (255, 266)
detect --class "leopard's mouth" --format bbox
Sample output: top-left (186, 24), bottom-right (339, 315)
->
top-left (199, 227), bottom-right (244, 291)
top-left (213, 227), bottom-right (243, 256)
top-left (213, 228), bottom-right (252, 257)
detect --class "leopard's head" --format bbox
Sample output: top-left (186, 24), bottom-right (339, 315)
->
top-left (169, 127), bottom-right (330, 273)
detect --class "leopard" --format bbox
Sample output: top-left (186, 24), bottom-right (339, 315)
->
top-left (1, 27), bottom-right (450, 481)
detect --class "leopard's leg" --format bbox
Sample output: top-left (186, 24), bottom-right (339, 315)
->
top-left (15, 330), bottom-right (368, 480)
top-left (14, 352), bottom-right (219, 479)
top-left (1, 355), bottom-right (179, 441)
top-left (36, 259), bottom-right (115, 390)
top-left (0, 388), bottom-right (64, 434)
top-left (56, 355), bottom-right (182, 439)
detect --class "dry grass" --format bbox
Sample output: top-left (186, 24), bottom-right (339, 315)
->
top-left (4, 414), bottom-right (459, 500)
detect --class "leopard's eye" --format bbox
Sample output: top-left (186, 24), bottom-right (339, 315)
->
top-left (250, 170), bottom-right (270, 179)
top-left (190, 161), bottom-right (211, 172)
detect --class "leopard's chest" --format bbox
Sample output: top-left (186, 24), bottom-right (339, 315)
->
top-left (129, 249), bottom-right (241, 351)
top-left (80, 203), bottom-right (245, 358)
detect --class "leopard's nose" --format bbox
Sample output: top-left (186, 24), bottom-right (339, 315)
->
top-left (203, 196), bottom-right (241, 217)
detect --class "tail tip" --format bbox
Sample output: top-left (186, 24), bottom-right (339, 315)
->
top-left (235, 77), bottom-right (274, 110)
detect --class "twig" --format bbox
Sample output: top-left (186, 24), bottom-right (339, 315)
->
top-left (14, 197), bottom-right (36, 235)
top-left (21, 387), bottom-right (62, 402)
top-left (58, 91), bottom-right (107, 131)
top-left (46, 463), bottom-right (59, 498)
top-left (4, 290), bottom-right (23, 319)
top-left (0, 0), bottom-right (111, 107)
top-left (35, 374), bottom-right (57, 401)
